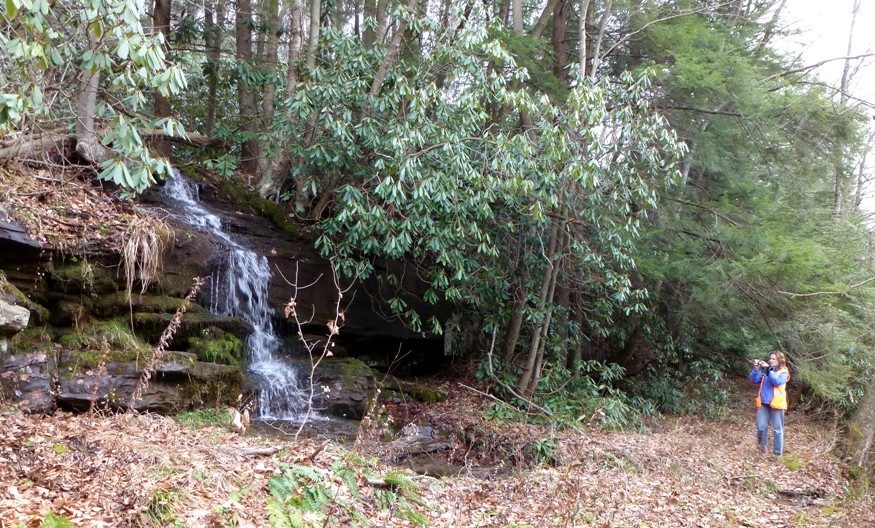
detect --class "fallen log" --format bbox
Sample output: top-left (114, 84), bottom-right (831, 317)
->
top-left (0, 129), bottom-right (228, 162)
top-left (0, 133), bottom-right (73, 160)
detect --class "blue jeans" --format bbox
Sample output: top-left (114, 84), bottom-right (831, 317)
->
top-left (756, 405), bottom-right (785, 455)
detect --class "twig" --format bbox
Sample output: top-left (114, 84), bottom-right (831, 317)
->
top-left (240, 447), bottom-right (284, 456)
top-left (727, 474), bottom-right (761, 480)
top-left (457, 382), bottom-right (525, 415)
top-left (304, 440), bottom-right (330, 463)
top-left (765, 53), bottom-right (875, 81)
top-left (777, 276), bottom-right (875, 297)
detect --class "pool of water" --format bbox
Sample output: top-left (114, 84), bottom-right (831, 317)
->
top-left (249, 415), bottom-right (362, 443)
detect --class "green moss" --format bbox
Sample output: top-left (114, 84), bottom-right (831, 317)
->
top-left (0, 273), bottom-right (49, 322)
top-left (134, 312), bottom-right (252, 341)
top-left (92, 292), bottom-right (205, 317)
top-left (61, 347), bottom-right (151, 376)
top-left (59, 319), bottom-right (144, 350)
top-left (339, 357), bottom-right (374, 377)
top-left (380, 374), bottom-right (447, 403)
top-left (188, 327), bottom-right (243, 365)
top-left (49, 259), bottom-right (118, 295)
top-left (779, 454), bottom-right (806, 471)
top-left (405, 385), bottom-right (445, 403)
top-left (10, 325), bottom-right (57, 350)
top-left (58, 319), bottom-right (152, 372)
top-left (216, 179), bottom-right (308, 238)
top-left (186, 365), bottom-right (244, 408)
top-left (175, 408), bottom-right (229, 429)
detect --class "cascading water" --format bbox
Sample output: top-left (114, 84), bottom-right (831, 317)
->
top-left (163, 171), bottom-right (308, 419)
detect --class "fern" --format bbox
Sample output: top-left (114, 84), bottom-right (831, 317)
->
top-left (38, 513), bottom-right (75, 528)
top-left (266, 498), bottom-right (313, 528)
top-left (300, 483), bottom-right (329, 512)
top-left (373, 488), bottom-right (396, 511)
top-left (268, 472), bottom-right (296, 502)
top-left (381, 471), bottom-right (417, 493)
top-left (332, 461), bottom-right (360, 499)
top-left (403, 508), bottom-right (429, 527)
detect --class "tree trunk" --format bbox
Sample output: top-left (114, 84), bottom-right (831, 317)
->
top-left (362, 0), bottom-right (378, 47)
top-left (306, 0), bottom-right (322, 70)
top-left (503, 287), bottom-right (526, 362)
top-left (257, 0), bottom-right (282, 178)
top-left (434, 0), bottom-right (473, 90)
top-left (75, 32), bottom-right (106, 164)
top-left (756, 0), bottom-right (787, 51)
top-left (153, 0), bottom-right (172, 158)
top-left (525, 231), bottom-right (563, 396)
top-left (204, 0), bottom-right (226, 137)
top-left (353, 0), bottom-right (360, 39)
top-left (554, 280), bottom-right (570, 366)
top-left (552, 0), bottom-right (567, 85)
top-left (578, 0), bottom-right (591, 79)
top-left (531, 0), bottom-right (559, 40)
top-left (401, 0), bottom-right (428, 61)
top-left (376, 0), bottom-right (389, 43)
top-left (257, 0), bottom-right (304, 198)
top-left (511, 0), bottom-right (522, 33)
top-left (518, 221), bottom-right (559, 393)
top-left (853, 130), bottom-right (875, 210)
top-left (565, 291), bottom-right (587, 372)
top-left (835, 0), bottom-right (861, 218)
top-left (359, 0), bottom-right (419, 122)
top-left (254, 0), bottom-right (269, 65)
top-left (510, 0), bottom-right (535, 141)
top-left (845, 383), bottom-right (875, 468)
top-left (236, 0), bottom-right (260, 177)
top-left (588, 0), bottom-right (611, 79)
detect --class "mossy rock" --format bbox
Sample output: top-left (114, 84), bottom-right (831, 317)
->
top-left (58, 347), bottom-right (152, 378)
top-left (47, 259), bottom-right (119, 295)
top-left (133, 312), bottom-right (253, 348)
top-left (188, 327), bottom-right (243, 365)
top-left (282, 357), bottom-right (377, 419)
top-left (0, 274), bottom-right (49, 322)
top-left (56, 319), bottom-right (153, 375)
top-left (381, 376), bottom-right (447, 403)
top-left (92, 292), bottom-right (206, 318)
top-left (57, 357), bottom-right (243, 414)
top-left (9, 325), bottom-right (59, 357)
top-left (215, 179), bottom-right (306, 238)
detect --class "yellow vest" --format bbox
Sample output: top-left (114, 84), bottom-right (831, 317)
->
top-left (756, 367), bottom-right (789, 410)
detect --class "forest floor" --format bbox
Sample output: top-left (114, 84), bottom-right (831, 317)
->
top-left (1, 376), bottom-right (872, 528)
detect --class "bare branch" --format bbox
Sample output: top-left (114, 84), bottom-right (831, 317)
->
top-left (777, 277), bottom-right (875, 298)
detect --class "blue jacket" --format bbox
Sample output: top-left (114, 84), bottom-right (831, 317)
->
top-left (750, 367), bottom-right (789, 409)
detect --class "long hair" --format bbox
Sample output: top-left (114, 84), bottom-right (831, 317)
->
top-left (770, 350), bottom-right (788, 369)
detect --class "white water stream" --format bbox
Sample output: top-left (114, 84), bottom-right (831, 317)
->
top-left (163, 172), bottom-right (308, 419)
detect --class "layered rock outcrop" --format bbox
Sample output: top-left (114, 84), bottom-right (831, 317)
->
top-left (0, 172), bottom-right (450, 419)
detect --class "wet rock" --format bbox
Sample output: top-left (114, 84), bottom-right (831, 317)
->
top-left (0, 299), bottom-right (30, 334)
top-left (281, 357), bottom-right (376, 420)
top-left (0, 351), bottom-right (55, 414)
top-left (0, 299), bottom-right (31, 355)
top-left (57, 354), bottom-right (242, 413)
top-left (133, 312), bottom-right (253, 347)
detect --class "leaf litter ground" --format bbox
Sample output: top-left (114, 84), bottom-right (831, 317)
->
top-left (1, 378), bottom-right (872, 528)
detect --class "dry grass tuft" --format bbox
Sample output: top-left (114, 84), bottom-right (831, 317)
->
top-left (122, 215), bottom-right (174, 299)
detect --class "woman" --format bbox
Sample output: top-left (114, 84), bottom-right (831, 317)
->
top-left (749, 351), bottom-right (790, 456)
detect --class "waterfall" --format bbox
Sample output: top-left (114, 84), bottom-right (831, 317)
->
top-left (163, 171), bottom-right (308, 419)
